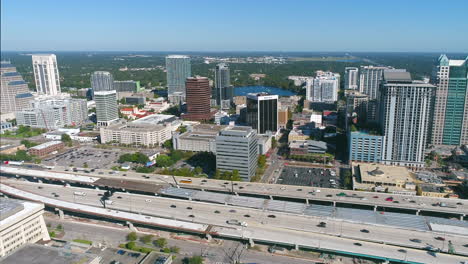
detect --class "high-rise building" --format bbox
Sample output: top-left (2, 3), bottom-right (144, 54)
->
top-left (344, 67), bottom-right (359, 90)
top-left (431, 54), bottom-right (468, 146)
top-left (214, 63), bottom-right (233, 107)
top-left (166, 55), bottom-right (191, 97)
top-left (91, 71), bottom-right (114, 92)
top-left (359, 66), bottom-right (389, 100)
top-left (94, 90), bottom-right (119, 127)
top-left (246, 93), bottom-right (278, 134)
top-left (183, 77), bottom-right (213, 121)
top-left (345, 90), bottom-right (369, 130)
top-left (216, 126), bottom-right (258, 181)
top-left (0, 62), bottom-right (30, 114)
top-left (15, 97), bottom-right (88, 129)
top-left (32, 54), bottom-right (61, 96)
top-left (306, 71), bottom-right (340, 103)
top-left (380, 71), bottom-right (435, 168)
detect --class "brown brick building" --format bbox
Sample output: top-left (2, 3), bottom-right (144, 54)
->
top-left (183, 76), bottom-right (214, 121)
top-left (28, 141), bottom-right (64, 156)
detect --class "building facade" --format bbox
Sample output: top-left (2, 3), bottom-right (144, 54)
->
top-left (113, 80), bottom-right (141, 92)
top-left (216, 126), bottom-right (258, 181)
top-left (29, 141), bottom-right (64, 156)
top-left (0, 62), bottom-right (30, 114)
top-left (359, 66), bottom-right (389, 100)
top-left (15, 97), bottom-right (88, 129)
top-left (344, 67), bottom-right (359, 90)
top-left (172, 124), bottom-right (225, 153)
top-left (306, 71), bottom-right (340, 103)
top-left (246, 93), bottom-right (278, 134)
top-left (91, 71), bottom-right (114, 92)
top-left (100, 122), bottom-right (171, 147)
top-left (348, 131), bottom-right (384, 163)
top-left (166, 55), bottom-right (191, 96)
top-left (32, 54), bottom-right (61, 96)
top-left (431, 54), bottom-right (468, 146)
top-left (380, 77), bottom-right (435, 168)
top-left (0, 199), bottom-right (50, 257)
top-left (94, 90), bottom-right (119, 127)
top-left (183, 77), bottom-right (213, 121)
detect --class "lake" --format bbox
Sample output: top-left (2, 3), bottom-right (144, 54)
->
top-left (234, 86), bottom-right (296, 96)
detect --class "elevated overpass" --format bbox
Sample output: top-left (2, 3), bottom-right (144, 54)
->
top-left (1, 165), bottom-right (467, 219)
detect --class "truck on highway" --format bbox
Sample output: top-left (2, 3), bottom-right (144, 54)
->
top-left (179, 179), bottom-right (192, 184)
top-left (73, 191), bottom-right (86, 196)
top-left (226, 219), bottom-right (248, 227)
top-left (105, 200), bottom-right (113, 205)
top-left (3, 160), bottom-right (24, 166)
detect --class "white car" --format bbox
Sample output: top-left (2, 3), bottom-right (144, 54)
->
top-left (145, 199), bottom-right (152, 203)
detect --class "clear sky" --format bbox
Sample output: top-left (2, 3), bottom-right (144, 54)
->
top-left (2, 0), bottom-right (468, 52)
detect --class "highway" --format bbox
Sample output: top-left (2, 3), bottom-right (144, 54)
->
top-left (2, 164), bottom-right (467, 217)
top-left (2, 179), bottom-right (468, 264)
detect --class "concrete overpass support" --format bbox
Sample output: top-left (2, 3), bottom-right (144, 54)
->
top-left (248, 238), bottom-right (255, 247)
top-left (374, 205), bottom-right (377, 212)
top-left (126, 221), bottom-right (137, 232)
top-left (55, 208), bottom-right (64, 220)
top-left (295, 244), bottom-right (299, 250)
top-left (205, 233), bottom-right (212, 241)
top-left (305, 199), bottom-right (309, 205)
top-left (416, 210), bottom-right (420, 216)
top-left (38, 179), bottom-right (43, 183)
top-left (95, 187), bottom-right (99, 190)
top-left (461, 214), bottom-right (465, 221)
top-left (333, 201), bottom-right (336, 207)
top-left (269, 195), bottom-right (273, 200)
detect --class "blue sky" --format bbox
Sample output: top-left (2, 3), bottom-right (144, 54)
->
top-left (2, 0), bottom-right (468, 52)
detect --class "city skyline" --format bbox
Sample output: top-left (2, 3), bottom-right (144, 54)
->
top-left (2, 0), bottom-right (468, 52)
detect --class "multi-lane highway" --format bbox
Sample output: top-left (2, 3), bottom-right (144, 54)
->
top-left (2, 178), bottom-right (468, 264)
top-left (2, 165), bottom-right (467, 218)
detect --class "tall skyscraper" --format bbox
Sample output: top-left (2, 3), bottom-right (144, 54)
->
top-left (359, 66), bottom-right (389, 100)
top-left (214, 63), bottom-right (233, 107)
top-left (183, 77), bottom-right (213, 121)
top-left (32, 54), bottom-right (61, 96)
top-left (431, 55), bottom-right (468, 146)
top-left (306, 71), bottom-right (340, 103)
top-left (1, 62), bottom-right (30, 114)
top-left (246, 93), bottom-right (278, 134)
top-left (166, 55), bottom-right (191, 97)
top-left (216, 126), bottom-right (258, 181)
top-left (91, 71), bottom-right (114, 92)
top-left (94, 90), bottom-right (119, 127)
top-left (380, 71), bottom-right (435, 168)
top-left (344, 67), bottom-right (359, 90)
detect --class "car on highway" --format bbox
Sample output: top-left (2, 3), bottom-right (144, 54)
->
top-left (267, 214), bottom-right (276, 218)
top-left (410, 238), bottom-right (422, 243)
top-left (373, 196), bottom-right (379, 198)
top-left (145, 199), bottom-right (151, 203)
top-left (360, 229), bottom-right (370, 233)
top-left (354, 243), bottom-right (362, 246)
top-left (326, 194), bottom-right (333, 197)
top-left (214, 210), bottom-right (220, 214)
top-left (317, 222), bottom-right (327, 228)
top-left (226, 219), bottom-right (248, 227)
top-left (398, 249), bottom-right (407, 253)
top-left (336, 192), bottom-right (346, 197)
top-left (170, 205), bottom-right (176, 208)
top-left (385, 197), bottom-right (394, 201)
top-left (435, 236), bottom-right (445, 241)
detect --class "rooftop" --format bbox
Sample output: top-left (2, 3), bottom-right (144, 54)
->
top-left (30, 141), bottom-right (63, 151)
top-left (15, 93), bottom-right (34, 99)
top-left (132, 114), bottom-right (177, 125)
top-left (2, 72), bottom-right (20, 77)
top-left (0, 244), bottom-right (99, 264)
top-left (0, 198), bottom-right (24, 221)
top-left (166, 55), bottom-right (190, 59)
top-left (383, 70), bottom-right (412, 82)
top-left (354, 163), bottom-right (413, 185)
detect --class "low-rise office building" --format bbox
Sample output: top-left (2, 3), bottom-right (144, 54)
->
top-left (1, 244), bottom-right (100, 264)
top-left (348, 131), bottom-right (384, 163)
top-left (289, 140), bottom-right (327, 155)
top-left (100, 122), bottom-right (172, 147)
top-left (173, 124), bottom-right (226, 153)
top-left (352, 162), bottom-right (415, 193)
top-left (0, 199), bottom-right (50, 257)
top-left (28, 141), bottom-right (64, 156)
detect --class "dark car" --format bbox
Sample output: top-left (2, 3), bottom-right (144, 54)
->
top-left (267, 214), bottom-right (276, 218)
top-left (170, 205), bottom-right (176, 208)
top-left (435, 236), bottom-right (445, 241)
top-left (317, 222), bottom-right (327, 228)
top-left (360, 229), bottom-right (370, 233)
top-left (354, 243), bottom-right (362, 246)
top-left (410, 238), bottom-right (422, 243)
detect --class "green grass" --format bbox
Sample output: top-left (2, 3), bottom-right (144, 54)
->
top-left (73, 239), bottom-right (92, 245)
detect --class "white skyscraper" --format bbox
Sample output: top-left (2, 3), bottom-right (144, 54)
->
top-left (344, 67), bottom-right (359, 90)
top-left (380, 71), bottom-right (435, 168)
top-left (32, 54), bottom-right (61, 96)
top-left (94, 90), bottom-right (119, 127)
top-left (91, 71), bottom-right (114, 92)
top-left (306, 71), bottom-right (340, 103)
top-left (166, 55), bottom-right (191, 97)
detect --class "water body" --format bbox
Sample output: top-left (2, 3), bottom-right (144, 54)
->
top-left (234, 86), bottom-right (296, 96)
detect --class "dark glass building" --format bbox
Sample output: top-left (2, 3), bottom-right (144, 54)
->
top-left (246, 93), bottom-right (278, 134)
top-left (183, 77), bottom-right (213, 121)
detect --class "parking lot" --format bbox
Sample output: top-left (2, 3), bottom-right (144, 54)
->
top-left (277, 166), bottom-right (341, 188)
top-left (87, 247), bottom-right (145, 264)
top-left (42, 146), bottom-right (127, 169)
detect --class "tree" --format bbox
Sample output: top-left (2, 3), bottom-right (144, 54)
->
top-left (258, 155), bottom-right (267, 169)
top-left (127, 232), bottom-right (137, 241)
top-left (154, 238), bottom-right (167, 248)
top-left (56, 224), bottom-right (63, 231)
top-left (178, 126), bottom-right (187, 133)
top-left (416, 185), bottom-right (423, 196)
top-left (194, 166), bottom-right (202, 175)
top-left (162, 140), bottom-right (173, 149)
top-left (169, 246), bottom-right (180, 253)
top-left (156, 155), bottom-right (173, 167)
top-left (20, 140), bottom-right (38, 148)
top-left (231, 170), bottom-right (241, 181)
top-left (183, 256), bottom-right (204, 264)
top-left (271, 137), bottom-right (277, 148)
top-left (140, 234), bottom-right (153, 244)
top-left (214, 169), bottom-right (221, 180)
top-left (126, 241), bottom-right (137, 250)
top-left (61, 134), bottom-right (72, 146)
